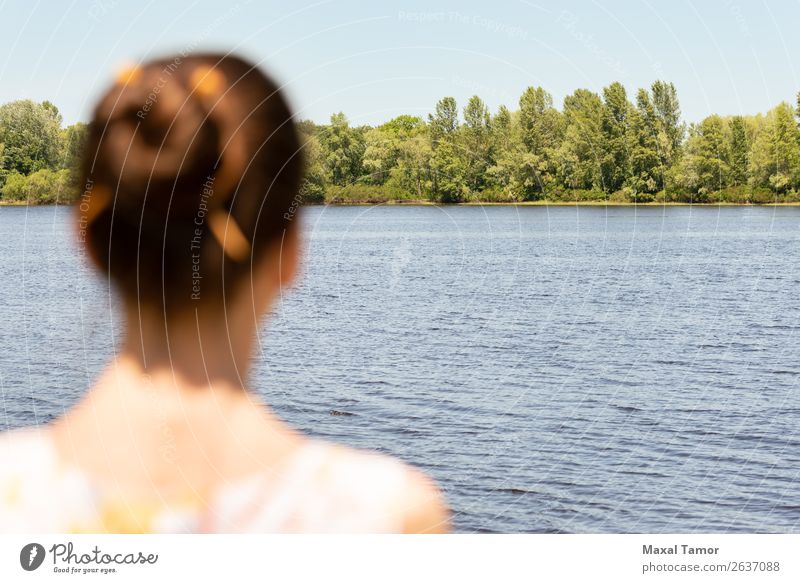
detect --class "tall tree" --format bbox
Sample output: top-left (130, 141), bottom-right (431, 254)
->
top-left (381, 116), bottom-right (430, 198)
top-left (650, 81), bottom-right (684, 166)
top-left (428, 97), bottom-right (466, 202)
top-left (517, 86), bottom-right (562, 195)
top-left (41, 100), bottom-right (62, 125)
top-left (558, 89), bottom-right (604, 190)
top-left (0, 99), bottom-right (63, 175)
top-left (518, 87), bottom-right (561, 152)
top-left (362, 127), bottom-right (396, 184)
top-left (363, 115), bottom-right (427, 186)
top-left (680, 115), bottom-right (730, 196)
top-left (391, 130), bottom-right (433, 199)
top-left (749, 102), bottom-right (800, 192)
top-left (321, 112), bottom-right (365, 186)
top-left (490, 105), bottom-right (513, 153)
top-left (461, 95), bottom-right (491, 193)
top-left (628, 89), bottom-right (661, 198)
top-left (600, 82), bottom-right (632, 192)
top-left (60, 122), bottom-right (87, 172)
top-left (728, 116), bottom-right (749, 187)
top-left (428, 97), bottom-right (458, 145)
top-left (486, 106), bottom-right (524, 198)
top-left (296, 121), bottom-right (327, 202)
top-left (796, 91), bottom-right (800, 129)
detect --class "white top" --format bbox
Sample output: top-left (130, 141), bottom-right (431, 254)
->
top-left (0, 427), bottom-right (413, 533)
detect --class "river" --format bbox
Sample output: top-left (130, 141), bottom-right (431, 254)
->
top-left (1, 204), bottom-right (799, 532)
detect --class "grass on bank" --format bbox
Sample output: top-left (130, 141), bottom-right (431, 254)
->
top-left (2, 177), bottom-right (800, 207)
top-left (298, 184), bottom-right (800, 205)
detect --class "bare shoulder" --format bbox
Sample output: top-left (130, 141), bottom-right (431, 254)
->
top-left (399, 465), bottom-right (450, 534)
top-left (0, 426), bottom-right (49, 463)
top-left (323, 442), bottom-right (450, 534)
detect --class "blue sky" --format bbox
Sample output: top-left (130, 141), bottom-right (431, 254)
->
top-left (1, 0), bottom-right (798, 126)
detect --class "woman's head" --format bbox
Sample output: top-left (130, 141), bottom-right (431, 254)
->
top-left (78, 53), bottom-right (304, 318)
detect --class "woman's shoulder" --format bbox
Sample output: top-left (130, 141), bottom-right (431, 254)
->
top-left (0, 426), bottom-right (55, 474)
top-left (0, 426), bottom-right (93, 533)
top-left (216, 439), bottom-right (449, 533)
top-left (0, 427), bottom-right (450, 533)
top-left (321, 442), bottom-right (449, 533)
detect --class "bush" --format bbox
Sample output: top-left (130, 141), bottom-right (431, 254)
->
top-left (749, 188), bottom-right (781, 204)
top-left (1, 171), bottom-right (28, 201)
top-left (324, 183), bottom-right (419, 204)
top-left (780, 190), bottom-right (800, 203)
top-left (473, 188), bottom-right (519, 203)
top-left (768, 173), bottom-right (791, 193)
top-left (626, 187), bottom-right (655, 203)
top-left (567, 189), bottom-right (607, 202)
top-left (298, 179), bottom-right (326, 204)
top-left (0, 168), bottom-right (74, 204)
top-left (607, 189), bottom-right (629, 203)
top-left (706, 186), bottom-right (778, 204)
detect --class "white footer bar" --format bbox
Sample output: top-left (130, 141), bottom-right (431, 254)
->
top-left (1, 534), bottom-right (797, 582)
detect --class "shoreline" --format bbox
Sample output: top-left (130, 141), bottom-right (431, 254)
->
top-left (4, 200), bottom-right (800, 208)
top-left (330, 200), bottom-right (800, 207)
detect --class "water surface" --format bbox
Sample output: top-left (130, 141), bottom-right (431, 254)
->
top-left (1, 204), bottom-right (799, 533)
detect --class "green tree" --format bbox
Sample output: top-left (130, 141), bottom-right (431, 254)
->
top-left (431, 139), bottom-right (467, 202)
top-left (558, 89), bottom-right (604, 191)
top-left (680, 115), bottom-right (730, 197)
top-left (428, 97), bottom-right (458, 145)
top-left (60, 122), bottom-right (87, 171)
top-left (382, 115), bottom-right (424, 134)
top-left (41, 101), bottom-right (62, 125)
top-left (321, 112), bottom-right (365, 186)
top-left (1, 171), bottom-right (27, 201)
top-left (428, 97), bottom-right (467, 202)
top-left (728, 116), bottom-right (749, 186)
top-left (296, 120), bottom-right (327, 202)
top-left (518, 87), bottom-right (561, 151)
top-left (749, 102), bottom-right (800, 193)
top-left (0, 168), bottom-right (71, 204)
top-left (627, 89), bottom-right (661, 199)
top-left (490, 105), bottom-right (513, 153)
top-left (390, 130), bottom-right (433, 199)
top-left (486, 106), bottom-right (520, 197)
top-left (650, 81), bottom-right (684, 166)
top-left (0, 99), bottom-right (63, 175)
top-left (461, 95), bottom-right (491, 193)
top-left (600, 82), bottom-right (632, 192)
top-left (362, 127), bottom-right (396, 184)
top-left (362, 115), bottom-right (427, 187)
top-left (796, 91), bottom-right (800, 129)
top-left (381, 116), bottom-right (430, 198)
top-left (517, 86), bottom-right (562, 196)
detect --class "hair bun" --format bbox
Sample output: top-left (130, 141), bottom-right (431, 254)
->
top-left (79, 53), bottom-right (304, 314)
top-left (96, 65), bottom-right (221, 216)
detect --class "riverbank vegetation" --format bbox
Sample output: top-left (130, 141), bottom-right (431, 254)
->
top-left (2, 82), bottom-right (800, 205)
top-left (0, 100), bottom-right (86, 204)
top-left (298, 83), bottom-right (800, 205)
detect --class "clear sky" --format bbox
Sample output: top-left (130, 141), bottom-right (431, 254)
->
top-left (1, 0), bottom-right (798, 127)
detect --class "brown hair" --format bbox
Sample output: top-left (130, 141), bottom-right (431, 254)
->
top-left (77, 53), bottom-right (303, 315)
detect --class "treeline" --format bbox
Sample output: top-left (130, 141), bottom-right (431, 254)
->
top-left (299, 83), bottom-right (800, 204)
top-left (0, 100), bottom-right (87, 204)
top-left (3, 83), bottom-right (800, 205)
